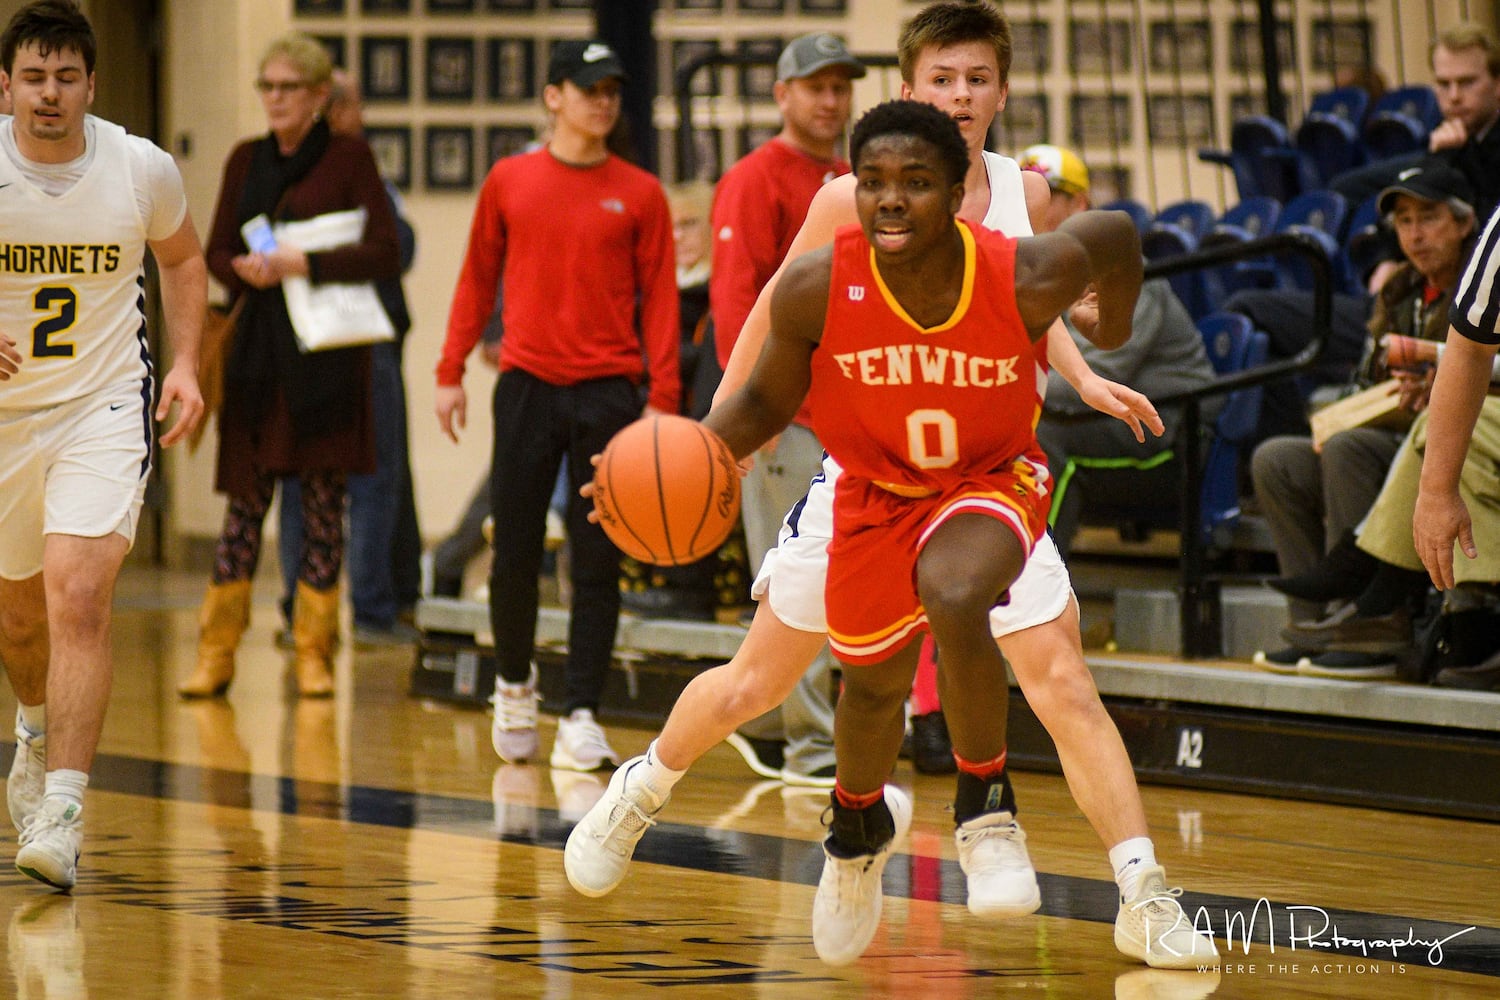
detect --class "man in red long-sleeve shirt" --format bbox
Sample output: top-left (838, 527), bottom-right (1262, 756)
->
top-left (436, 39), bottom-right (679, 773)
top-left (707, 32), bottom-right (863, 786)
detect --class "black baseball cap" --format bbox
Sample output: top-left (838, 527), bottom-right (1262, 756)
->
top-left (1377, 164), bottom-right (1475, 217)
top-left (547, 40), bottom-right (628, 88)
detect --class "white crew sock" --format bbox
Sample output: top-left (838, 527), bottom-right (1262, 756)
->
top-left (638, 739), bottom-right (686, 800)
top-left (44, 769), bottom-right (88, 810)
top-left (1110, 836), bottom-right (1159, 900)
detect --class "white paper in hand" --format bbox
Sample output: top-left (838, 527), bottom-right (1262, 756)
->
top-left (274, 207), bottom-right (395, 352)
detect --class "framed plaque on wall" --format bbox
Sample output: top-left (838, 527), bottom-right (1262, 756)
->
top-left (365, 126), bottom-right (412, 189)
top-left (426, 126), bottom-right (474, 190)
top-left (295, 0), bottom-right (345, 16)
top-left (486, 37), bottom-right (536, 101)
top-left (426, 36), bottom-right (476, 102)
top-left (360, 36), bottom-right (411, 102)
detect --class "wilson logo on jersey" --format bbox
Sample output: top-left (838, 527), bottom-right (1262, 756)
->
top-left (831, 344), bottom-right (1020, 388)
top-left (847, 285), bottom-right (865, 301)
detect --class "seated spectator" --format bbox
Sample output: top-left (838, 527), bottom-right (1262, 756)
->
top-left (1252, 165), bottom-right (1478, 674)
top-left (1331, 24), bottom-right (1500, 280)
top-left (1019, 144), bottom-right (1219, 559)
top-left (1281, 384), bottom-right (1500, 682)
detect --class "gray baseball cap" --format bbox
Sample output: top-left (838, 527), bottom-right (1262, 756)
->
top-left (776, 33), bottom-right (866, 83)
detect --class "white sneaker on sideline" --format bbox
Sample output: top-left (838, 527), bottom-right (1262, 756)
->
top-left (1115, 865), bottom-right (1219, 969)
top-left (550, 708), bottom-right (620, 772)
top-left (812, 784), bottom-right (912, 966)
top-left (564, 755), bottom-right (667, 897)
top-left (490, 666), bottom-right (540, 763)
top-left (8, 711), bottom-right (45, 832)
top-left (16, 798), bottom-right (83, 891)
top-left (955, 810), bottom-right (1041, 917)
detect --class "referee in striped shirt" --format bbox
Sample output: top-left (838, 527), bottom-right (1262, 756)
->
top-left (1415, 203), bottom-right (1500, 588)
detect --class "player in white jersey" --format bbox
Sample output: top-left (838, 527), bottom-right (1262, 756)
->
top-left (566, 1), bottom-right (1216, 969)
top-left (0, 0), bottom-right (205, 891)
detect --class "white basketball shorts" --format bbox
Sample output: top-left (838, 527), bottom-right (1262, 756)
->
top-left (751, 454), bottom-right (1073, 638)
top-left (0, 379), bottom-right (153, 579)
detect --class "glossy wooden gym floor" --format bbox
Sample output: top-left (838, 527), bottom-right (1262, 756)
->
top-left (2, 568), bottom-right (1495, 999)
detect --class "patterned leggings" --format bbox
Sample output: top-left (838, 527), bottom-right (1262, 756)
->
top-left (213, 471), bottom-right (346, 589)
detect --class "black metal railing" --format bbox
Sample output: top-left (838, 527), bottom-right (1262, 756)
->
top-left (1141, 231), bottom-right (1334, 656)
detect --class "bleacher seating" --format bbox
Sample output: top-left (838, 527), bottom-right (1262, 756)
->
top-left (1197, 312), bottom-right (1269, 543)
top-left (1100, 197), bottom-right (1153, 232)
top-left (1197, 115), bottom-right (1298, 202)
top-left (1199, 196), bottom-right (1283, 303)
top-left (1224, 189), bottom-right (1348, 294)
top-left (1055, 312), bottom-right (1269, 549)
top-left (1293, 86), bottom-right (1370, 192)
top-left (1362, 85), bottom-right (1442, 160)
top-left (1343, 195), bottom-right (1385, 291)
top-left (1141, 199), bottom-right (1217, 318)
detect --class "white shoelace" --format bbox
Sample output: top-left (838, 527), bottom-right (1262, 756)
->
top-left (959, 822), bottom-right (1028, 869)
top-left (19, 802), bottom-right (76, 848)
top-left (492, 686), bottom-right (538, 731)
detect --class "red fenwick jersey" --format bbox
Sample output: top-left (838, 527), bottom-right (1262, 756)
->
top-left (808, 219), bottom-right (1043, 496)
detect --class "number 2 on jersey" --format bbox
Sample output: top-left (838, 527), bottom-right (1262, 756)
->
top-left (32, 286), bottom-right (78, 359)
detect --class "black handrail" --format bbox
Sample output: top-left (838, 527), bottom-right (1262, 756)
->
top-left (1058, 230), bottom-right (1333, 657)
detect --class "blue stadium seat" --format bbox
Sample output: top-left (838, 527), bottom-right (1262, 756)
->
top-left (1142, 205), bottom-right (1212, 321)
top-left (1343, 195), bottom-right (1385, 291)
top-left (1153, 199), bottom-right (1217, 240)
top-left (1294, 88), bottom-right (1371, 191)
top-left (1198, 115), bottom-right (1298, 202)
top-left (1362, 86), bottom-right (1442, 160)
top-left (1198, 312), bottom-right (1270, 542)
top-left (1199, 197), bottom-right (1283, 305)
top-left (1307, 85), bottom-right (1371, 125)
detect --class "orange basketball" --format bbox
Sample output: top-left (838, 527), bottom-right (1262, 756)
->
top-left (593, 414), bottom-right (741, 566)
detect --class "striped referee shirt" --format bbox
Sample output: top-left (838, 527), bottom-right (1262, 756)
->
top-left (1453, 203), bottom-right (1500, 344)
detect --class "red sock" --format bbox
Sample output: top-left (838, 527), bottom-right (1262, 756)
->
top-left (954, 748), bottom-right (1008, 779)
top-left (834, 781), bottom-right (885, 810)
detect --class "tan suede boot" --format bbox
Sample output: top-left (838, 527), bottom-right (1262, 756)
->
top-left (179, 580), bottom-right (253, 698)
top-left (293, 581), bottom-right (339, 698)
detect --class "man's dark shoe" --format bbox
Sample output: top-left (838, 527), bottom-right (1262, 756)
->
top-left (1280, 602), bottom-right (1412, 653)
top-left (1266, 534), bottom-right (1378, 603)
top-left (621, 587), bottom-right (715, 622)
top-left (910, 711), bottom-right (956, 775)
top-left (1434, 651), bottom-right (1500, 691)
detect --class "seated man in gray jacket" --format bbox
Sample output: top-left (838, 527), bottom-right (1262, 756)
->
top-left (1019, 145), bottom-right (1220, 558)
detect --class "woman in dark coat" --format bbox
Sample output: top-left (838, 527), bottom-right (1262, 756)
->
top-left (179, 33), bottom-right (400, 698)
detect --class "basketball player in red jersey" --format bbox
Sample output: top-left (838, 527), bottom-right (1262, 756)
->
top-left (705, 100), bottom-right (1140, 966)
top-left (568, 1), bottom-right (1217, 975)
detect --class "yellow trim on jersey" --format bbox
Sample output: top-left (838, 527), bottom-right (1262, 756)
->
top-left (867, 220), bottom-right (976, 335)
top-left (829, 611), bottom-right (930, 662)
